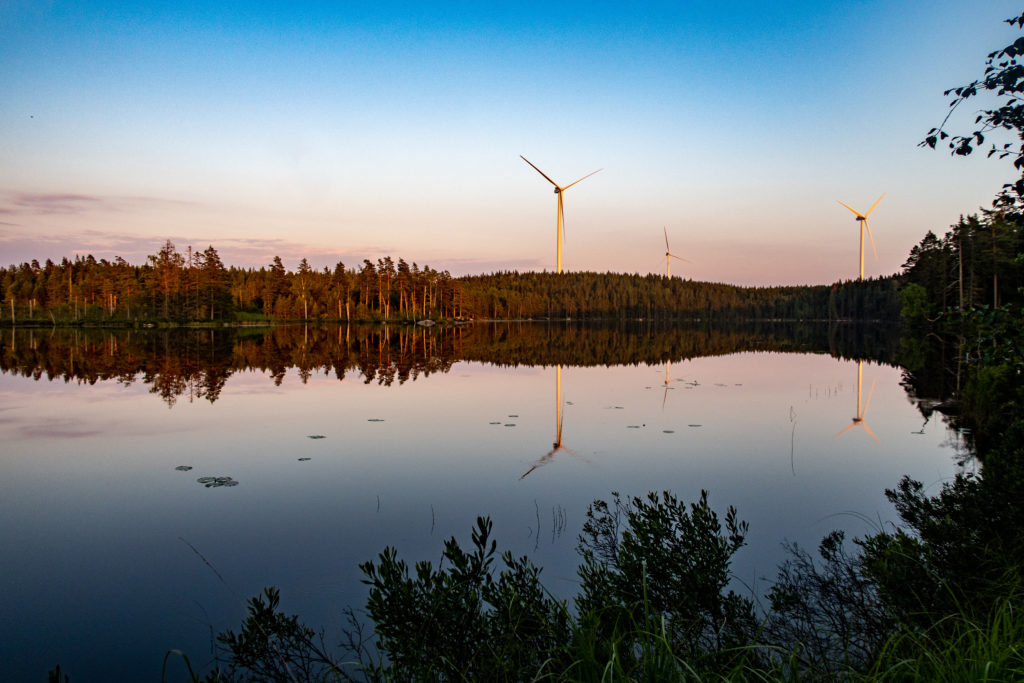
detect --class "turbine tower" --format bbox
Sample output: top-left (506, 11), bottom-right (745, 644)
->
top-left (663, 226), bottom-right (690, 278)
top-left (521, 155), bottom-right (602, 273)
top-left (837, 193), bottom-right (885, 280)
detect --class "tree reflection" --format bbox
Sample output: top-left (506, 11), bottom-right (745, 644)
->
top-left (0, 322), bottom-right (907, 410)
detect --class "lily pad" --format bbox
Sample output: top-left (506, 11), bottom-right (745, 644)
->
top-left (307, 435), bottom-right (326, 439)
top-left (367, 418), bottom-right (385, 422)
top-left (174, 465), bottom-right (193, 472)
top-left (197, 476), bottom-right (238, 488)
top-left (298, 457), bottom-right (311, 461)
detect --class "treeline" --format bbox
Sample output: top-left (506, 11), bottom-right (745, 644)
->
top-left (1, 240), bottom-right (903, 325)
top-left (457, 270), bottom-right (900, 321)
top-left (900, 208), bottom-right (1024, 319)
top-left (0, 241), bottom-right (464, 324)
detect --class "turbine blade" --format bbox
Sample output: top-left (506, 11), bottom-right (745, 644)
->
top-left (862, 422), bottom-right (881, 446)
top-left (664, 226), bottom-right (670, 251)
top-left (834, 422), bottom-right (857, 438)
top-left (864, 192), bottom-right (886, 217)
top-left (862, 380), bottom-right (876, 416)
top-left (562, 168), bottom-right (602, 190)
top-left (558, 192), bottom-right (566, 242)
top-left (837, 200), bottom-right (864, 218)
top-left (669, 253), bottom-right (691, 263)
top-left (520, 155), bottom-right (559, 188)
top-left (864, 220), bottom-right (878, 260)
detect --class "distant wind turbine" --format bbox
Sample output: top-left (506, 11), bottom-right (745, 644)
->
top-left (837, 193), bottom-right (885, 280)
top-left (833, 360), bottom-right (879, 446)
top-left (663, 227), bottom-right (691, 278)
top-left (521, 155), bottom-right (602, 273)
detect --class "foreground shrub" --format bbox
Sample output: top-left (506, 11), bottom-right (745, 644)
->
top-left (359, 515), bottom-right (571, 681)
top-left (574, 490), bottom-right (761, 674)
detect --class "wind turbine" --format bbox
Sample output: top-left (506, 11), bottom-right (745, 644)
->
top-left (833, 360), bottom-right (880, 446)
top-left (521, 155), bottom-right (602, 273)
top-left (663, 226), bottom-right (691, 278)
top-left (837, 193), bottom-right (885, 280)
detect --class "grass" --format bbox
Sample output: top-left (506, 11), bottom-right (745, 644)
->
top-left (867, 598), bottom-right (1024, 682)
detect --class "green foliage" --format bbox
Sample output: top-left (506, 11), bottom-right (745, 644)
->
top-left (898, 282), bottom-right (930, 324)
top-left (215, 586), bottom-right (342, 682)
top-left (900, 214), bottom-right (1024, 312)
top-left (858, 455), bottom-right (1024, 633)
top-left (868, 597), bottom-right (1024, 682)
top-left (922, 12), bottom-right (1024, 201)
top-left (765, 531), bottom-right (891, 678)
top-left (575, 491), bottom-right (760, 672)
top-left (359, 516), bottom-right (571, 681)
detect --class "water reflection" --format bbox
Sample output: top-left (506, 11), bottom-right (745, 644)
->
top-left (0, 324), bottom-right (970, 682)
top-left (0, 322), bottom-right (908, 410)
top-left (834, 359), bottom-right (880, 446)
top-left (521, 365), bottom-right (575, 479)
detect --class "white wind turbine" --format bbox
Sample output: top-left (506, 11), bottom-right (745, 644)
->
top-left (837, 193), bottom-right (885, 280)
top-left (521, 155), bottom-right (602, 273)
top-left (663, 226), bottom-right (691, 278)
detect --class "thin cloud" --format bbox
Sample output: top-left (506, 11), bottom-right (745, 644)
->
top-left (12, 193), bottom-right (104, 215)
top-left (0, 191), bottom-right (201, 217)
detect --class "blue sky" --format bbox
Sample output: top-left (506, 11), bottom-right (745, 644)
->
top-left (1, 1), bottom-right (1021, 285)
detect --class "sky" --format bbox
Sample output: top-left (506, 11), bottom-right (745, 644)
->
top-left (1, 0), bottom-right (1022, 286)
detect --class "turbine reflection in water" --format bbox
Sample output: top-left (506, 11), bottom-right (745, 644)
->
top-left (833, 359), bottom-right (880, 446)
top-left (521, 365), bottom-right (577, 479)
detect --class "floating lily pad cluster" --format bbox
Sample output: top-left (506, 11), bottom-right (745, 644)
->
top-left (196, 476), bottom-right (238, 488)
top-left (174, 465), bottom-right (193, 471)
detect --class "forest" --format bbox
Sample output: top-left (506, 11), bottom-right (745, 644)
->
top-left (0, 239), bottom-right (964, 326)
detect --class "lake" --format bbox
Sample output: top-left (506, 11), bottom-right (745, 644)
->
top-left (0, 324), bottom-right (968, 681)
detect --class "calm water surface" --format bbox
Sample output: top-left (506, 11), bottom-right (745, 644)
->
top-left (0, 327), bottom-right (965, 681)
